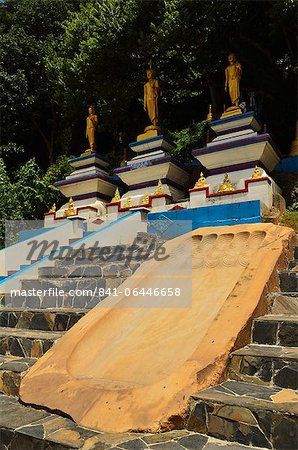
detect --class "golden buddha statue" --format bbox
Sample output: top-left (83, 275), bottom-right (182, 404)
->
top-left (251, 165), bottom-right (262, 179)
top-left (111, 188), bottom-right (121, 202)
top-left (218, 174), bottom-right (235, 192)
top-left (144, 64), bottom-right (160, 128)
top-left (194, 172), bottom-right (208, 189)
top-left (63, 197), bottom-right (76, 217)
top-left (123, 193), bottom-right (133, 208)
top-left (86, 105), bottom-right (98, 153)
top-left (225, 53), bottom-right (242, 107)
top-left (49, 203), bottom-right (56, 213)
top-left (221, 53), bottom-right (242, 118)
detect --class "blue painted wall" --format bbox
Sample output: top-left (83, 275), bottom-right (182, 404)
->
top-left (148, 200), bottom-right (262, 238)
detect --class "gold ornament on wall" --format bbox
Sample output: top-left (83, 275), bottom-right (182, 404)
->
top-left (123, 193), bottom-right (133, 208)
top-left (49, 203), bottom-right (56, 213)
top-left (251, 165), bottom-right (262, 179)
top-left (194, 172), bottom-right (208, 189)
top-left (63, 198), bottom-right (76, 217)
top-left (153, 180), bottom-right (164, 195)
top-left (206, 105), bottom-right (213, 122)
top-left (218, 174), bottom-right (235, 193)
top-left (141, 188), bottom-right (150, 205)
top-left (111, 188), bottom-right (121, 202)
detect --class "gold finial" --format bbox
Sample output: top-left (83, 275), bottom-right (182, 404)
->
top-left (141, 188), bottom-right (150, 205)
top-left (49, 203), bottom-right (56, 213)
top-left (123, 192), bottom-right (133, 208)
top-left (251, 165), bottom-right (262, 179)
top-left (194, 172), bottom-right (208, 189)
top-left (153, 179), bottom-right (164, 195)
top-left (111, 187), bottom-right (121, 202)
top-left (218, 174), bottom-right (235, 193)
top-left (63, 197), bottom-right (76, 217)
top-left (289, 120), bottom-right (298, 157)
top-left (206, 105), bottom-right (213, 122)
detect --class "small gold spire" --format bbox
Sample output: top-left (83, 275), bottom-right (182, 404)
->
top-left (49, 203), bottom-right (56, 213)
top-left (63, 197), bottom-right (76, 217)
top-left (123, 192), bottom-right (133, 208)
top-left (153, 179), bottom-right (164, 195)
top-left (141, 188), bottom-right (150, 205)
top-left (206, 105), bottom-right (213, 122)
top-left (251, 165), bottom-right (262, 179)
top-left (218, 174), bottom-right (235, 193)
top-left (111, 187), bottom-right (121, 202)
top-left (194, 172), bottom-right (208, 189)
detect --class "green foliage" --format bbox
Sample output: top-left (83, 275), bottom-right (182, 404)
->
top-left (169, 121), bottom-right (207, 161)
top-left (0, 156), bottom-right (73, 248)
top-left (280, 210), bottom-right (298, 232)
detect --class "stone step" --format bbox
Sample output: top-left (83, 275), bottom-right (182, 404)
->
top-left (4, 276), bottom-right (124, 309)
top-left (0, 394), bottom-right (268, 450)
top-left (50, 239), bottom-right (165, 266)
top-left (279, 271), bottom-right (298, 293)
top-left (0, 327), bottom-right (63, 358)
top-left (252, 315), bottom-right (298, 347)
top-left (0, 355), bottom-right (36, 397)
top-left (267, 292), bottom-right (298, 315)
top-left (0, 308), bottom-right (87, 331)
top-left (187, 380), bottom-right (298, 449)
top-left (228, 344), bottom-right (298, 389)
top-left (38, 261), bottom-right (137, 279)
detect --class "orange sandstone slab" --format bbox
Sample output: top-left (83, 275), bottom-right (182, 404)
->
top-left (20, 224), bottom-right (294, 433)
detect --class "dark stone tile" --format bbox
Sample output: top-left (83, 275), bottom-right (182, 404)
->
top-left (67, 314), bottom-right (84, 330)
top-left (72, 295), bottom-right (87, 309)
top-left (0, 312), bottom-right (8, 327)
top-left (186, 401), bottom-right (207, 433)
top-left (9, 337), bottom-right (26, 357)
top-left (273, 363), bottom-right (298, 389)
top-left (252, 320), bottom-right (278, 345)
top-left (26, 296), bottom-right (42, 309)
top-left (176, 433), bottom-right (208, 449)
top-left (278, 323), bottom-right (298, 347)
top-left (84, 266), bottom-right (102, 277)
top-left (31, 313), bottom-right (54, 331)
top-left (271, 413), bottom-right (298, 449)
top-left (147, 443), bottom-right (184, 450)
top-left (279, 271), bottom-right (298, 292)
top-left (118, 439), bottom-right (148, 449)
top-left (2, 371), bottom-right (21, 396)
top-left (54, 314), bottom-right (69, 331)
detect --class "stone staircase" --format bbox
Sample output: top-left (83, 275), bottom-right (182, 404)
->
top-left (187, 246), bottom-right (298, 449)
top-left (0, 236), bottom-right (296, 449)
top-left (0, 233), bottom-right (165, 399)
top-left (0, 231), bottom-right (270, 449)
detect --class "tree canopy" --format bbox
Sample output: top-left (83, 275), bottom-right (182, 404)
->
top-left (0, 0), bottom-right (296, 166)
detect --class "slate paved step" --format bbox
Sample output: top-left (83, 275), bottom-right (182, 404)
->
top-left (0, 355), bottom-right (36, 397)
top-left (0, 308), bottom-right (87, 331)
top-left (228, 344), bottom-right (298, 389)
top-left (267, 292), bottom-right (298, 315)
top-left (252, 315), bottom-right (298, 347)
top-left (0, 394), bottom-right (268, 450)
top-left (38, 262), bottom-right (137, 279)
top-left (4, 276), bottom-right (124, 309)
top-left (279, 271), bottom-right (298, 293)
top-left (187, 380), bottom-right (298, 449)
top-left (0, 327), bottom-right (63, 358)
